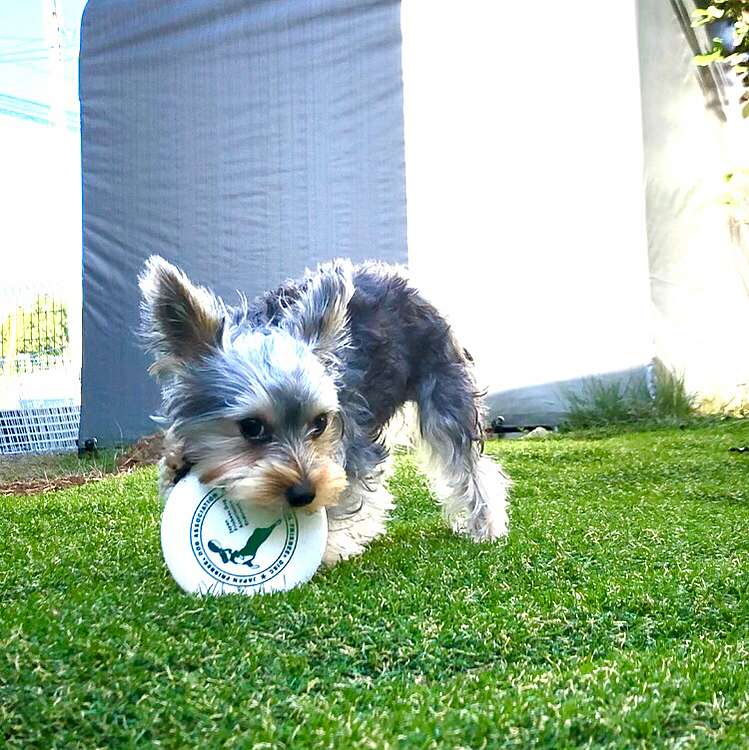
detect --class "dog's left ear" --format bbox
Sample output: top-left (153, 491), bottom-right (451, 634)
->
top-left (282, 259), bottom-right (354, 366)
top-left (139, 255), bottom-right (226, 378)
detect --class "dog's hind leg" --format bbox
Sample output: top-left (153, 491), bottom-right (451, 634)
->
top-left (415, 363), bottom-right (510, 542)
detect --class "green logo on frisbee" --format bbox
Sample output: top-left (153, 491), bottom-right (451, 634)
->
top-left (207, 519), bottom-right (281, 568)
top-left (190, 489), bottom-right (298, 587)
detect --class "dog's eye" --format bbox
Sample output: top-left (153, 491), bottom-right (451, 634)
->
top-left (310, 413), bottom-right (328, 438)
top-left (238, 417), bottom-right (270, 443)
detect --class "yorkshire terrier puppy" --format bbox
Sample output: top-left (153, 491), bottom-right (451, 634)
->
top-left (140, 257), bottom-right (510, 566)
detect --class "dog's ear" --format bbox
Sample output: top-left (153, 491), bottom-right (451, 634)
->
top-left (139, 256), bottom-right (225, 377)
top-left (282, 259), bottom-right (354, 366)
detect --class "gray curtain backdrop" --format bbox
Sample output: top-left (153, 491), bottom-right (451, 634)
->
top-left (79, 0), bottom-right (407, 445)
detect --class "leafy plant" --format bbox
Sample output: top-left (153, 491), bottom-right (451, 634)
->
top-left (692, 1), bottom-right (749, 115)
top-left (650, 359), bottom-right (698, 419)
top-left (0, 295), bottom-right (69, 368)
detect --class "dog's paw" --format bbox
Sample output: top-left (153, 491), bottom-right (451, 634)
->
top-left (158, 429), bottom-right (189, 499)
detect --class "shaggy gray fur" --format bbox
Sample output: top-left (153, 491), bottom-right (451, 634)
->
top-left (140, 257), bottom-right (509, 561)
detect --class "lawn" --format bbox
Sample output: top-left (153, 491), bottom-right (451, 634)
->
top-left (2, 421), bottom-right (749, 749)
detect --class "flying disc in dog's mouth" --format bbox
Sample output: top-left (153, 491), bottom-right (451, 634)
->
top-left (161, 474), bottom-right (327, 595)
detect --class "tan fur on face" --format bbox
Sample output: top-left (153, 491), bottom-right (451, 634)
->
top-left (305, 459), bottom-right (348, 508)
top-left (175, 415), bottom-right (348, 511)
top-left (192, 444), bottom-right (347, 512)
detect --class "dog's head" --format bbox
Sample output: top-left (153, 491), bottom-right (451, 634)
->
top-left (139, 256), bottom-right (353, 511)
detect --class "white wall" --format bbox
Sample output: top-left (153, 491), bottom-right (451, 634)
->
top-left (1, 116), bottom-right (81, 289)
top-left (400, 1), bottom-right (653, 399)
top-left (638, 0), bottom-right (749, 407)
top-left (1, 116), bottom-right (82, 406)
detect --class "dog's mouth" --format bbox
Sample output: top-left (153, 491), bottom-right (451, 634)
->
top-left (198, 457), bottom-right (348, 513)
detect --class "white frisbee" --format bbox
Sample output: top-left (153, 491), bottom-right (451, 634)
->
top-left (160, 473), bottom-right (327, 596)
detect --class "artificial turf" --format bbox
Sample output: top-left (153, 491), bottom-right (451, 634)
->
top-left (2, 420), bottom-right (749, 748)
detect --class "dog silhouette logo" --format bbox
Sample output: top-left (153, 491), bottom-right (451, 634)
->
top-left (189, 489), bottom-right (299, 587)
top-left (207, 519), bottom-right (282, 568)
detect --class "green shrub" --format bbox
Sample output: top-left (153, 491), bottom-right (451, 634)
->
top-left (563, 361), bottom-right (697, 429)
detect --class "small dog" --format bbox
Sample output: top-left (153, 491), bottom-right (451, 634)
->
top-left (139, 257), bottom-right (510, 566)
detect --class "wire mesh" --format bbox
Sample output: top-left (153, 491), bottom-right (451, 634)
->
top-left (0, 400), bottom-right (80, 454)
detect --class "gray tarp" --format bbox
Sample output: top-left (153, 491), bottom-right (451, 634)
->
top-left (80, 0), bottom-right (749, 443)
top-left (79, 0), bottom-right (407, 444)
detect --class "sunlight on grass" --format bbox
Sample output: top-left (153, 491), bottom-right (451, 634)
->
top-left (2, 421), bottom-right (749, 748)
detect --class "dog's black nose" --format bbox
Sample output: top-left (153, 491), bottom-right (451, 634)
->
top-left (287, 482), bottom-right (316, 507)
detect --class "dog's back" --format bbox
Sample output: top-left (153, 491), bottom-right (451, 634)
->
top-left (243, 261), bottom-right (470, 435)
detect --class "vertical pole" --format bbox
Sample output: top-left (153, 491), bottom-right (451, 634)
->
top-left (43, 0), bottom-right (66, 131)
top-left (4, 310), bottom-right (17, 382)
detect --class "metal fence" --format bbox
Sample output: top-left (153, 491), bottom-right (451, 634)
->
top-left (0, 282), bottom-right (81, 453)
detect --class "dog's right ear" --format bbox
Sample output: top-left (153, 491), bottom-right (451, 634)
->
top-left (139, 256), bottom-right (225, 378)
top-left (280, 259), bottom-right (355, 369)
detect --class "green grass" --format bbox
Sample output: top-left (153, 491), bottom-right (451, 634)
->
top-left (3, 421), bottom-right (749, 748)
top-left (564, 364), bottom-right (697, 430)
